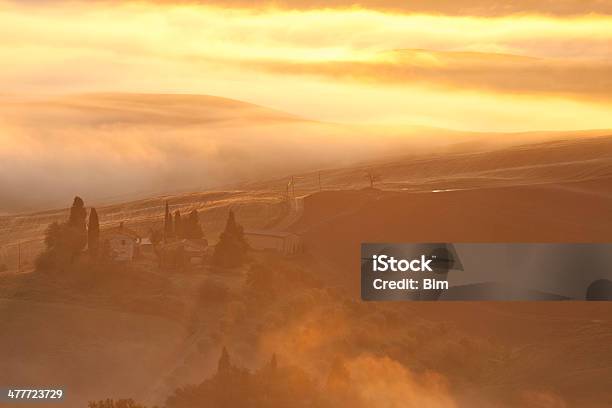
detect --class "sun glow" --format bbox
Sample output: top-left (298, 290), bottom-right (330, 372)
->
top-left (1, 1), bottom-right (611, 131)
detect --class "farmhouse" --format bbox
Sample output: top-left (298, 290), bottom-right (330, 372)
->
top-left (244, 230), bottom-right (302, 255)
top-left (158, 238), bottom-right (208, 268)
top-left (100, 222), bottom-right (141, 262)
top-left (139, 237), bottom-right (154, 257)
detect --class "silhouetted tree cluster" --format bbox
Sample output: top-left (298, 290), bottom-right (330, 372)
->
top-left (174, 210), bottom-right (182, 238)
top-left (94, 348), bottom-right (368, 408)
top-left (182, 210), bottom-right (204, 239)
top-left (212, 210), bottom-right (247, 268)
top-left (163, 202), bottom-right (204, 241)
top-left (88, 399), bottom-right (154, 408)
top-left (166, 348), bottom-right (328, 408)
top-left (36, 196), bottom-right (100, 271)
top-left (365, 170), bottom-right (381, 188)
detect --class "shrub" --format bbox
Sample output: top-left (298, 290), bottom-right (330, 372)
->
top-left (88, 399), bottom-right (152, 408)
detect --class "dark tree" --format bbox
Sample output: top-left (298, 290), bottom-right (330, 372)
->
top-left (88, 208), bottom-right (100, 257)
top-left (68, 196), bottom-right (87, 252)
top-left (174, 210), bottom-right (183, 239)
top-left (44, 221), bottom-right (62, 251)
top-left (69, 196), bottom-right (87, 230)
top-left (217, 346), bottom-right (231, 375)
top-left (36, 197), bottom-right (90, 270)
top-left (183, 209), bottom-right (204, 239)
top-left (212, 210), bottom-right (247, 268)
top-left (365, 170), bottom-right (381, 188)
top-left (165, 349), bottom-right (326, 408)
top-left (164, 201), bottom-right (173, 241)
top-left (36, 222), bottom-right (64, 270)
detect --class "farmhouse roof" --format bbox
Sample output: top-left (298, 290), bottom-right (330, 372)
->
top-left (160, 238), bottom-right (208, 251)
top-left (100, 222), bottom-right (141, 240)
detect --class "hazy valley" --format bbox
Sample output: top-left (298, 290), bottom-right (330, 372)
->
top-left (1, 96), bottom-right (611, 406)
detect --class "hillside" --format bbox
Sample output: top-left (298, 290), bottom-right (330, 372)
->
top-left (295, 178), bottom-right (612, 291)
top-left (246, 132), bottom-right (612, 194)
top-left (0, 92), bottom-right (455, 213)
top-left (0, 131), bottom-right (611, 407)
top-left (2, 133), bottom-right (610, 274)
top-left (2, 93), bottom-right (609, 214)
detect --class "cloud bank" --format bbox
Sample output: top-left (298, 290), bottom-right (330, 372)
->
top-left (1, 1), bottom-right (611, 132)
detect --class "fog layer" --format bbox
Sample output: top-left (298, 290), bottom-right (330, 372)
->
top-left (0, 93), bottom-right (445, 213)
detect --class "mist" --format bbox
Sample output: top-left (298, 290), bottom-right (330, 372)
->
top-left (0, 93), bottom-right (440, 213)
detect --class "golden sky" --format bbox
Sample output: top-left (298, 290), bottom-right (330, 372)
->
top-left (1, 0), bottom-right (611, 131)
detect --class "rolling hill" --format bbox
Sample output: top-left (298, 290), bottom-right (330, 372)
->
top-left (2, 93), bottom-right (609, 214)
top-left (0, 127), bottom-right (611, 407)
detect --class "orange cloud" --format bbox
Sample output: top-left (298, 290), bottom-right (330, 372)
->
top-left (243, 49), bottom-right (612, 100)
top-left (1, 2), bottom-right (611, 132)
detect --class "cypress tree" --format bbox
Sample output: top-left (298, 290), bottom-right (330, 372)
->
top-left (68, 196), bottom-right (87, 255)
top-left (164, 201), bottom-right (173, 241)
top-left (88, 208), bottom-right (100, 257)
top-left (213, 210), bottom-right (247, 268)
top-left (184, 209), bottom-right (204, 239)
top-left (69, 196), bottom-right (87, 230)
top-left (36, 196), bottom-right (89, 270)
top-left (217, 346), bottom-right (231, 375)
top-left (174, 210), bottom-right (183, 239)
top-left (225, 211), bottom-right (241, 237)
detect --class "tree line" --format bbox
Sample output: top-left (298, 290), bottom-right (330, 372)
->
top-left (36, 196), bottom-right (248, 271)
top-left (36, 196), bottom-right (101, 271)
top-left (161, 202), bottom-right (204, 241)
top-left (89, 347), bottom-right (354, 408)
